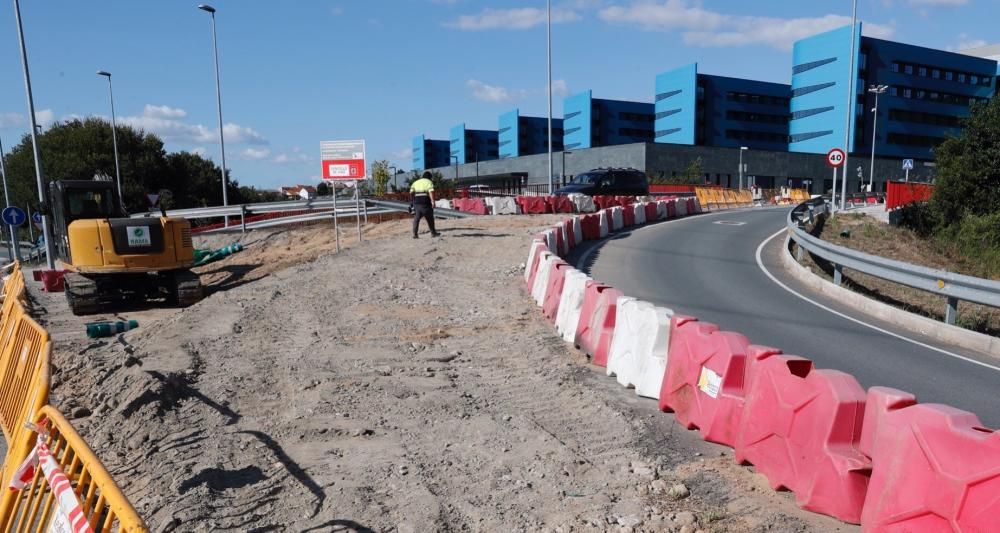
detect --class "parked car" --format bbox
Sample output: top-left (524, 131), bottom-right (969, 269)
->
top-left (554, 168), bottom-right (649, 196)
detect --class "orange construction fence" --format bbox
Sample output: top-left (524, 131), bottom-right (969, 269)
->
top-left (0, 263), bottom-right (149, 532)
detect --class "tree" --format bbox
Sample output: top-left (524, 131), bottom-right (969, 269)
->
top-left (316, 181), bottom-right (331, 196)
top-left (678, 157), bottom-right (705, 185)
top-left (405, 169), bottom-right (453, 191)
top-left (371, 160), bottom-right (391, 196)
top-left (930, 97), bottom-right (1000, 228)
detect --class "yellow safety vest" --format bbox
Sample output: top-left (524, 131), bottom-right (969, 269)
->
top-left (410, 178), bottom-right (435, 194)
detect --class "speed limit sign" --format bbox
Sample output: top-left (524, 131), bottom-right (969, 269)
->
top-left (826, 148), bottom-right (846, 168)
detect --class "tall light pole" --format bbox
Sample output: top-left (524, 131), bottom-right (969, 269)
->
top-left (868, 84), bottom-right (888, 193)
top-left (13, 0), bottom-right (55, 269)
top-left (0, 137), bottom-right (18, 261)
top-left (738, 146), bottom-right (748, 189)
top-left (451, 155), bottom-right (459, 184)
top-left (389, 165), bottom-right (398, 192)
top-left (561, 150), bottom-right (573, 183)
top-left (839, 0), bottom-right (859, 212)
top-left (546, 0), bottom-right (554, 195)
top-left (198, 4), bottom-right (229, 213)
top-left (96, 71), bottom-right (124, 204)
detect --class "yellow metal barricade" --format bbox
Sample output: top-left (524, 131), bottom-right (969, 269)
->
top-left (722, 189), bottom-right (738, 207)
top-left (694, 188), bottom-right (711, 210)
top-left (1, 406), bottom-right (149, 533)
top-left (709, 188), bottom-right (725, 209)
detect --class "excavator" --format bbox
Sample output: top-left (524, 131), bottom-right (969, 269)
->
top-left (47, 180), bottom-right (203, 315)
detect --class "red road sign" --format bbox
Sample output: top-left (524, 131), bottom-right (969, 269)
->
top-left (826, 148), bottom-right (846, 168)
top-left (320, 140), bottom-right (366, 181)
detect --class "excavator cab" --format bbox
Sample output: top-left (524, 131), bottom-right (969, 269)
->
top-left (48, 180), bottom-right (204, 315)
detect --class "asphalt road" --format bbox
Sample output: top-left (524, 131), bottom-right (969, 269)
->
top-left (576, 207), bottom-right (1000, 427)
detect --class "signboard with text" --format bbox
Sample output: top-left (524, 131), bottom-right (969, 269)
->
top-left (321, 140), bottom-right (366, 181)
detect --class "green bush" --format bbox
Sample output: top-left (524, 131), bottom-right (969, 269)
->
top-left (895, 203), bottom-right (938, 237)
top-left (938, 211), bottom-right (1000, 278)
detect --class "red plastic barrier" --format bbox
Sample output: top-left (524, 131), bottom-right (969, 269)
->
top-left (541, 260), bottom-right (571, 322)
top-left (574, 285), bottom-right (624, 367)
top-left (649, 184), bottom-right (695, 194)
top-left (686, 198), bottom-right (696, 214)
top-left (735, 352), bottom-right (870, 523)
top-left (467, 198), bottom-right (488, 215)
top-left (616, 196), bottom-right (635, 206)
top-left (563, 219), bottom-right (576, 250)
top-left (581, 214), bottom-right (601, 240)
top-left (526, 243), bottom-right (551, 291)
top-left (553, 225), bottom-right (566, 257)
top-left (859, 387), bottom-right (1000, 532)
top-left (658, 317), bottom-right (764, 447)
top-left (546, 195), bottom-right (575, 214)
top-left (644, 202), bottom-right (658, 222)
top-left (517, 196), bottom-right (550, 214)
top-left (622, 205), bottom-right (635, 227)
top-left (885, 180), bottom-right (933, 211)
top-left (666, 201), bottom-right (677, 219)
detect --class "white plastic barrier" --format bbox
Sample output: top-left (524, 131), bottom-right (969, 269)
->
top-left (606, 298), bottom-right (673, 398)
top-left (542, 228), bottom-right (558, 254)
top-left (633, 203), bottom-right (646, 225)
top-left (557, 223), bottom-right (570, 256)
top-left (435, 199), bottom-right (453, 210)
top-left (531, 252), bottom-right (556, 306)
top-left (691, 197), bottom-right (702, 214)
top-left (569, 194), bottom-right (596, 213)
top-left (572, 217), bottom-right (583, 247)
top-left (555, 269), bottom-right (590, 342)
top-left (611, 207), bottom-right (624, 231)
top-left (599, 210), bottom-right (610, 238)
top-left (486, 196), bottom-right (519, 215)
top-left (656, 201), bottom-right (668, 220)
top-left (675, 198), bottom-right (688, 217)
top-left (524, 239), bottom-right (547, 282)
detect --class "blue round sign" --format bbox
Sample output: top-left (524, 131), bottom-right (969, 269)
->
top-left (1, 206), bottom-right (26, 227)
top-left (31, 211), bottom-right (42, 224)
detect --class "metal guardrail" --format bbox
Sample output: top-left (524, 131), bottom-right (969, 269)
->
top-left (130, 197), bottom-right (355, 221)
top-left (787, 199), bottom-right (1000, 325)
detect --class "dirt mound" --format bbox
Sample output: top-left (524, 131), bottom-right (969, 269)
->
top-left (31, 216), bottom-right (846, 532)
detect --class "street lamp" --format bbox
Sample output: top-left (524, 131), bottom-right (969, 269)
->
top-left (96, 71), bottom-right (123, 204)
top-left (546, 0), bottom-right (554, 195)
top-left (12, 0), bottom-right (56, 269)
top-left (868, 84), bottom-right (888, 193)
top-left (738, 146), bottom-right (748, 189)
top-left (389, 165), bottom-right (398, 192)
top-left (198, 4), bottom-right (229, 214)
top-left (0, 137), bottom-right (19, 261)
top-left (839, 0), bottom-right (859, 212)
top-left (450, 155), bottom-right (459, 184)
top-left (561, 150), bottom-right (573, 184)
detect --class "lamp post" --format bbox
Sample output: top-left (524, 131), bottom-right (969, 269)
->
top-left (738, 146), bottom-right (748, 189)
top-left (546, 0), bottom-right (554, 195)
top-left (389, 165), bottom-right (398, 193)
top-left (12, 0), bottom-right (55, 269)
top-left (96, 71), bottom-right (123, 204)
top-left (868, 84), bottom-right (888, 193)
top-left (198, 4), bottom-right (229, 216)
top-left (839, 0), bottom-right (859, 212)
top-left (450, 155), bottom-right (459, 184)
top-left (0, 137), bottom-right (18, 261)
top-left (561, 150), bottom-right (573, 184)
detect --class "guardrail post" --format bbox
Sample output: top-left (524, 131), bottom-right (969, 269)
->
top-left (945, 297), bottom-right (958, 325)
top-left (240, 205), bottom-right (247, 234)
top-left (363, 200), bottom-right (368, 224)
top-left (795, 242), bottom-right (804, 262)
top-left (833, 264), bottom-right (843, 286)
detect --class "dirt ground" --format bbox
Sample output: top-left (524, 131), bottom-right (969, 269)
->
top-left (26, 216), bottom-right (853, 532)
top-left (797, 213), bottom-right (999, 336)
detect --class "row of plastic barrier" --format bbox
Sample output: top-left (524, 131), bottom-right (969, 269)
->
top-left (0, 263), bottom-right (148, 531)
top-left (522, 199), bottom-right (998, 530)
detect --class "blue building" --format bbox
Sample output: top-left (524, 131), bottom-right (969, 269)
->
top-left (498, 109), bottom-right (564, 158)
top-left (450, 123), bottom-right (499, 164)
top-left (412, 134), bottom-right (451, 171)
top-left (789, 23), bottom-right (997, 161)
top-left (562, 90), bottom-right (654, 150)
top-left (654, 63), bottom-right (790, 150)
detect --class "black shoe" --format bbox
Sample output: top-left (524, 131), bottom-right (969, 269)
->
top-left (431, 232), bottom-right (441, 237)
top-left (412, 235), bottom-right (419, 239)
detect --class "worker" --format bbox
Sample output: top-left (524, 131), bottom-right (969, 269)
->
top-left (410, 171), bottom-right (441, 239)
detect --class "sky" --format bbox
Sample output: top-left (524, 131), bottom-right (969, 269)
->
top-left (0, 0), bottom-right (996, 190)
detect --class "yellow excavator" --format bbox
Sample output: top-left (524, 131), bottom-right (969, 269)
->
top-left (48, 180), bottom-right (203, 315)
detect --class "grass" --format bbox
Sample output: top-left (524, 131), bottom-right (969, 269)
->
top-left (796, 213), bottom-right (1000, 337)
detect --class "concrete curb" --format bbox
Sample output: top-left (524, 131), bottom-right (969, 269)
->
top-left (780, 234), bottom-right (1000, 357)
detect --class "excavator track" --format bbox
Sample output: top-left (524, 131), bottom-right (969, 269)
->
top-left (171, 269), bottom-right (204, 307)
top-left (64, 273), bottom-right (101, 316)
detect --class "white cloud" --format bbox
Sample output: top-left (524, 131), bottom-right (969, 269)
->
top-left (466, 79), bottom-right (526, 102)
top-left (599, 1), bottom-right (894, 50)
top-left (272, 151), bottom-right (312, 164)
top-left (445, 7), bottom-right (581, 30)
top-left (0, 113), bottom-right (24, 128)
top-left (35, 109), bottom-right (55, 127)
top-left (393, 147), bottom-right (414, 160)
top-left (241, 147), bottom-right (271, 160)
top-left (908, 0), bottom-right (966, 5)
top-left (191, 147), bottom-right (207, 157)
top-left (954, 33), bottom-right (987, 51)
top-left (552, 79), bottom-right (570, 98)
top-left (118, 104), bottom-right (268, 146)
top-left (143, 104), bottom-right (187, 119)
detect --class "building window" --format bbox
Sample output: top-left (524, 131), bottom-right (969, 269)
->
top-left (945, 71), bottom-right (954, 81)
top-left (904, 64), bottom-right (914, 75)
top-left (891, 62), bottom-right (900, 73)
top-left (903, 88), bottom-right (912, 98)
top-left (971, 75), bottom-right (979, 85)
top-left (932, 69), bottom-right (940, 79)
top-left (919, 66), bottom-right (927, 77)
top-left (916, 90), bottom-right (926, 99)
top-left (890, 86), bottom-right (898, 96)
top-left (958, 73), bottom-right (967, 83)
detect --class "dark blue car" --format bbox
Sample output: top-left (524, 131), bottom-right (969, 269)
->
top-left (555, 168), bottom-right (649, 196)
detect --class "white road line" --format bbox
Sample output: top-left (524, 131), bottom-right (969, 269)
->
top-left (755, 228), bottom-right (1000, 373)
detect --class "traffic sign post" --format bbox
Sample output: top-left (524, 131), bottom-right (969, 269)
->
top-left (902, 159), bottom-right (914, 182)
top-left (2, 206), bottom-right (26, 261)
top-left (826, 148), bottom-right (846, 210)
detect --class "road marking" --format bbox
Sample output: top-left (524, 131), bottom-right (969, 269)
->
top-left (713, 221), bottom-right (747, 226)
top-left (755, 228), bottom-right (1000, 374)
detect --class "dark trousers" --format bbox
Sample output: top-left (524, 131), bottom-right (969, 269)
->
top-left (412, 204), bottom-right (436, 236)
